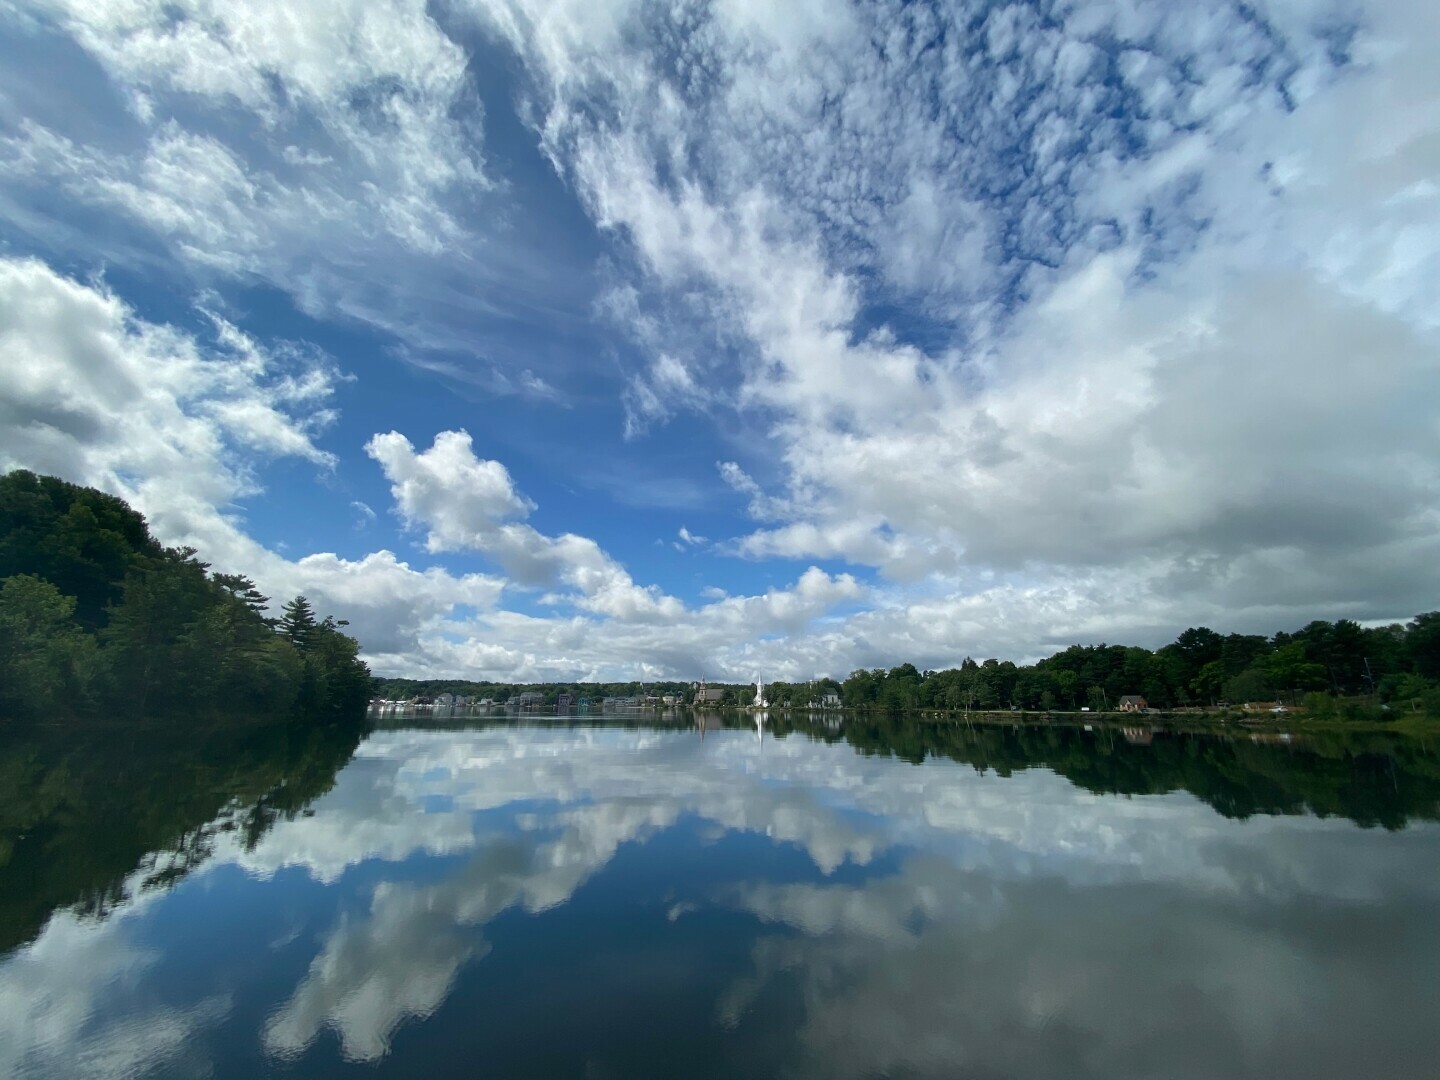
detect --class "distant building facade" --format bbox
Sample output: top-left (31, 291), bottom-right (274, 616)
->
top-left (690, 675), bottom-right (726, 705)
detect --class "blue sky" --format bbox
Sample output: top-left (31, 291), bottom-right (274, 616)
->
top-left (1, 0), bottom-right (1437, 680)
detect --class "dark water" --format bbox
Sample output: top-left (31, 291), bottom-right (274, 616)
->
top-left (4, 714), bottom-right (1440, 1078)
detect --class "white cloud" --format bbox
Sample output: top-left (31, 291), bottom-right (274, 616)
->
top-left (0, 0), bottom-right (589, 380)
top-left (23, 0), bottom-right (483, 248)
top-left (4, 1), bottom-right (1438, 677)
top-left (365, 429), bottom-right (537, 549)
top-left (0, 257), bottom-right (511, 662)
top-left (0, 257), bottom-right (868, 678)
top-left (366, 428), bottom-right (690, 622)
top-left (623, 351), bottom-right (710, 435)
top-left (11, 725), bottom-right (1438, 1074)
top-left (468, 0), bottom-right (1440, 644)
top-left (0, 255), bottom-right (337, 506)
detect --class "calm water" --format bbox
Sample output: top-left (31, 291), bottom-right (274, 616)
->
top-left (4, 715), bottom-right (1440, 1079)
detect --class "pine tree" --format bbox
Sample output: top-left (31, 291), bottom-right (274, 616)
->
top-left (278, 595), bottom-right (317, 652)
top-left (213, 573), bottom-right (274, 624)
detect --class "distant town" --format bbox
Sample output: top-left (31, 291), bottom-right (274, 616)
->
top-left (369, 610), bottom-right (1440, 726)
top-left (371, 676), bottom-right (843, 713)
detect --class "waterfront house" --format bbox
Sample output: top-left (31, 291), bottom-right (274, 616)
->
top-left (1118, 695), bottom-right (1147, 712)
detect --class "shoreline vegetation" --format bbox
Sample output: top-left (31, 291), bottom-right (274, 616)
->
top-left (1, 470), bottom-right (370, 726)
top-left (373, 612), bottom-right (1440, 726)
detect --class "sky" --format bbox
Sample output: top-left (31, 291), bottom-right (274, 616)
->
top-left (0, 0), bottom-right (1436, 681)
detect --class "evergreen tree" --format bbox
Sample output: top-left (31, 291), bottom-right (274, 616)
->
top-left (278, 595), bottom-right (318, 652)
top-left (213, 573), bottom-right (274, 624)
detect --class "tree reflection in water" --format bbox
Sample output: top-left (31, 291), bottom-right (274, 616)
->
top-left (0, 717), bottom-right (364, 954)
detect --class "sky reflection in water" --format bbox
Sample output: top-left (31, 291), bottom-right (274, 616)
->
top-left (5, 720), bottom-right (1440, 1079)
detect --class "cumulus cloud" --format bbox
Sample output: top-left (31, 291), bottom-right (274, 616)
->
top-left (0, 257), bottom-right (509, 662)
top-left (0, 255), bottom-right (338, 512)
top-left (0, 256), bottom-right (865, 678)
top-left (359, 428), bottom-right (873, 663)
top-left (470, 0), bottom-right (1440, 644)
top-left (3, 0), bottom-right (1438, 677)
top-left (366, 430), bottom-right (537, 548)
top-left (366, 428), bottom-right (687, 622)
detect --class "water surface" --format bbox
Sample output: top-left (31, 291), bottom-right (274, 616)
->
top-left (5, 716), bottom-right (1440, 1078)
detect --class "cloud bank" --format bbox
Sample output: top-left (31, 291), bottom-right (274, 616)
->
top-left (0, 0), bottom-right (1436, 677)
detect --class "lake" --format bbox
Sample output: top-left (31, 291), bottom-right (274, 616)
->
top-left (4, 714), bottom-right (1440, 1078)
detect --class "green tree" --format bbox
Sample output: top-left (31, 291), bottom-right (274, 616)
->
top-left (0, 472), bottom-right (372, 727)
top-left (278, 595), bottom-right (318, 652)
top-left (1223, 666), bottom-right (1275, 705)
top-left (1220, 634), bottom-right (1271, 676)
top-left (1405, 613), bottom-right (1440, 680)
top-left (0, 471), bottom-right (163, 633)
top-left (842, 669), bottom-right (883, 709)
top-left (881, 663), bottom-right (922, 710)
top-left (1171, 627), bottom-right (1224, 684)
top-left (0, 575), bottom-right (100, 718)
top-left (1193, 660), bottom-right (1226, 704)
top-left (213, 573), bottom-right (274, 624)
top-left (1264, 642), bottom-right (1329, 699)
top-left (101, 549), bottom-right (214, 715)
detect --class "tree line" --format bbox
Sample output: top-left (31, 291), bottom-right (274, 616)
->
top-left (0, 471), bottom-right (370, 724)
top-left (373, 616), bottom-right (1440, 720)
top-left (833, 617), bottom-right (1440, 717)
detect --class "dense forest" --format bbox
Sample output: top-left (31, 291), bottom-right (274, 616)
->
top-left (0, 470), bottom-right (370, 724)
top-left (374, 614), bottom-right (1440, 720)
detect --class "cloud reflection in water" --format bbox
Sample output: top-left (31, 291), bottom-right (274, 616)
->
top-left (3, 724), bottom-right (1438, 1078)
